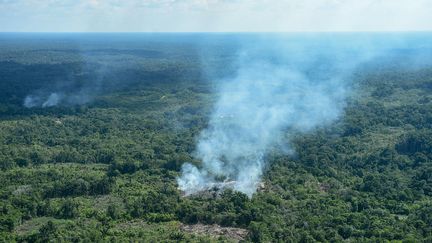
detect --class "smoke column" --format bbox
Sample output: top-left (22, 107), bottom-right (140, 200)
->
top-left (22, 63), bottom-right (104, 108)
top-left (177, 34), bottom-right (384, 197)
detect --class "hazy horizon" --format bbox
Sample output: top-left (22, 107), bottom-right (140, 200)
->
top-left (1, 31), bottom-right (432, 33)
top-left (1, 0), bottom-right (431, 32)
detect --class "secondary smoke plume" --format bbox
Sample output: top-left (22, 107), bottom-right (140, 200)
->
top-left (177, 35), bottom-right (384, 197)
top-left (23, 91), bottom-right (92, 108)
top-left (22, 55), bottom-right (109, 108)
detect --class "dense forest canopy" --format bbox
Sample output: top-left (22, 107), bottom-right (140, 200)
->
top-left (0, 33), bottom-right (432, 242)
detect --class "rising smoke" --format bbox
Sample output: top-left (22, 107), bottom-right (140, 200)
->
top-left (23, 91), bottom-right (92, 108)
top-left (22, 60), bottom-right (105, 108)
top-left (177, 34), bottom-right (397, 197)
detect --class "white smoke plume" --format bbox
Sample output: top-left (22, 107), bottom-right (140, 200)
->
top-left (41, 93), bottom-right (62, 107)
top-left (24, 93), bottom-right (61, 108)
top-left (23, 95), bottom-right (40, 108)
top-left (23, 91), bottom-right (91, 108)
top-left (177, 34), bottom-right (389, 197)
top-left (22, 47), bottom-right (108, 109)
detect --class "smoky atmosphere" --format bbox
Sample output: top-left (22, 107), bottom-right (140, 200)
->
top-left (1, 1), bottom-right (432, 242)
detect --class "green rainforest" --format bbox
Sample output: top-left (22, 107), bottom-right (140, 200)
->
top-left (0, 33), bottom-right (431, 242)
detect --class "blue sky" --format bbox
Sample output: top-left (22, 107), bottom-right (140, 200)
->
top-left (0, 0), bottom-right (431, 32)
